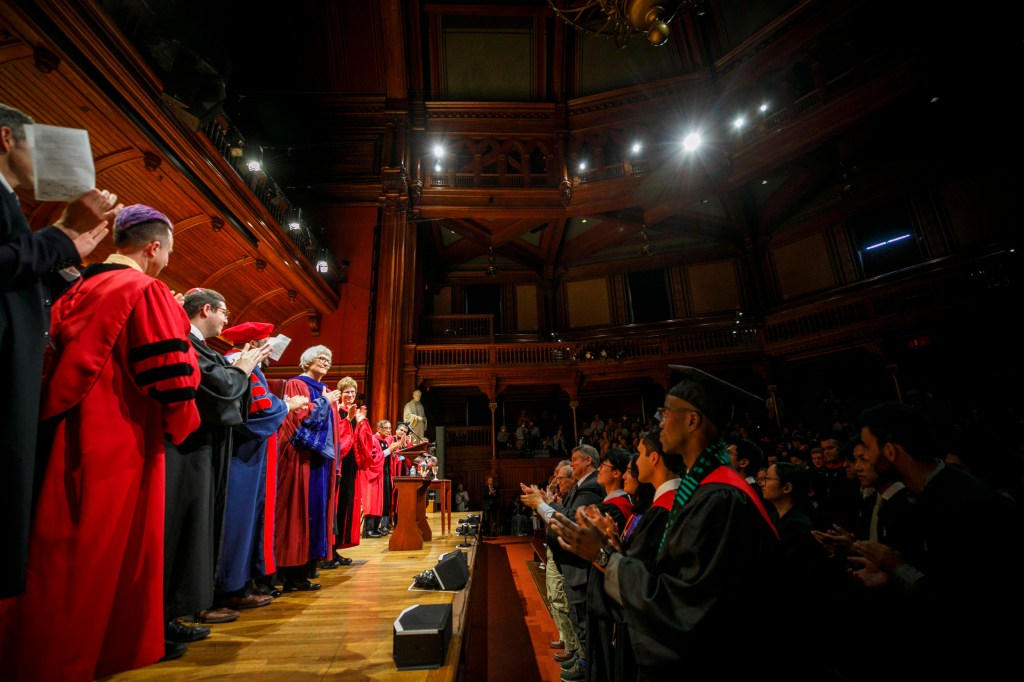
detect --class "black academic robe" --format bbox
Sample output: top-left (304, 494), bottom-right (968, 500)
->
top-left (899, 465), bottom-right (1021, 672)
top-left (612, 482), bottom-right (779, 680)
top-left (586, 494), bottom-right (672, 682)
top-left (0, 189), bottom-right (79, 599)
top-left (163, 336), bottom-right (251, 618)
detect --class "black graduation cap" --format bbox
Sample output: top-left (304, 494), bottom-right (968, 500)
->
top-left (667, 365), bottom-right (765, 430)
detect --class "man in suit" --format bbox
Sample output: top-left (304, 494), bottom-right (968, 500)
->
top-left (520, 444), bottom-right (603, 680)
top-left (0, 102), bottom-right (121, 599)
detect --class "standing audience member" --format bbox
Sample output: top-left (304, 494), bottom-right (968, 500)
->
top-left (164, 289), bottom-right (271, 637)
top-left (216, 323), bottom-right (308, 609)
top-left (761, 461), bottom-right (837, 678)
top-left (580, 429), bottom-right (678, 682)
top-left (536, 463), bottom-right (580, 664)
top-left (0, 204), bottom-right (199, 679)
top-left (520, 445), bottom-right (603, 681)
top-left (849, 402), bottom-right (1021, 674)
top-left (550, 366), bottom-right (779, 679)
top-left (482, 475), bottom-right (499, 536)
top-left (578, 447), bottom-right (633, 682)
top-left (454, 483), bottom-right (470, 512)
top-left (0, 102), bottom-right (121, 600)
top-left (728, 436), bottom-right (764, 491)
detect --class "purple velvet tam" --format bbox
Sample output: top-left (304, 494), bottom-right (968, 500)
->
top-left (114, 204), bottom-right (173, 233)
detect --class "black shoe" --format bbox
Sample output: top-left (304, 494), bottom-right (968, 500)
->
top-left (361, 531), bottom-right (382, 538)
top-left (320, 559), bottom-right (342, 569)
top-left (336, 556), bottom-right (354, 566)
top-left (160, 641), bottom-right (187, 662)
top-left (254, 582), bottom-right (283, 598)
top-left (283, 580), bottom-right (322, 592)
top-left (166, 619), bottom-right (211, 643)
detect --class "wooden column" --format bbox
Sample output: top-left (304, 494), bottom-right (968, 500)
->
top-left (371, 185), bottom-right (412, 425)
top-left (489, 402), bottom-right (498, 460)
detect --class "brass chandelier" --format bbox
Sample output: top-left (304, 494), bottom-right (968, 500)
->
top-left (546, 0), bottom-right (700, 46)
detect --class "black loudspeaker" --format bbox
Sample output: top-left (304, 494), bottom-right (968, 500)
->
top-left (431, 549), bottom-right (469, 591)
top-left (393, 603), bottom-right (453, 670)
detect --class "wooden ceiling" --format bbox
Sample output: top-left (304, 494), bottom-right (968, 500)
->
top-left (7, 0), bottom-right (1014, 295)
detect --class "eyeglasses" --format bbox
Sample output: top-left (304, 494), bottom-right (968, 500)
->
top-left (314, 356), bottom-right (331, 365)
top-left (655, 405), bottom-right (699, 422)
top-left (598, 462), bottom-right (613, 470)
top-left (760, 476), bottom-right (782, 485)
top-left (215, 307), bottom-right (230, 318)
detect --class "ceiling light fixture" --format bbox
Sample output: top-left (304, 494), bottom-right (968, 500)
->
top-left (547, 0), bottom-right (701, 47)
top-left (485, 247), bottom-right (500, 277)
top-left (640, 223), bottom-right (652, 256)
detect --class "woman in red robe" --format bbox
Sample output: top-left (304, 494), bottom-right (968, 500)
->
top-left (273, 345), bottom-right (341, 591)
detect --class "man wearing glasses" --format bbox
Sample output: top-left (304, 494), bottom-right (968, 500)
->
top-left (551, 366), bottom-right (779, 680)
top-left (162, 288), bottom-right (273, 650)
top-left (520, 445), bottom-right (603, 681)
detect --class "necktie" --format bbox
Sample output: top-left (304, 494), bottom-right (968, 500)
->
top-left (869, 494), bottom-right (884, 542)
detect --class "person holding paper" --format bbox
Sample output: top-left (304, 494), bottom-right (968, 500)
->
top-left (215, 322), bottom-right (308, 611)
top-left (0, 102), bottom-right (122, 601)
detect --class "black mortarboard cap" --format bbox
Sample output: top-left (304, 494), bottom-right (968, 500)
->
top-left (667, 365), bottom-right (765, 430)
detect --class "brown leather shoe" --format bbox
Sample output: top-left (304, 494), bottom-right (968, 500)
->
top-left (553, 650), bottom-right (576, 662)
top-left (197, 607), bottom-right (241, 624)
top-left (223, 594), bottom-right (273, 609)
top-left (549, 640), bottom-right (565, 650)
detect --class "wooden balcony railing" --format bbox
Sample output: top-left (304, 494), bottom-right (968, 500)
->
top-left (421, 315), bottom-right (495, 343)
top-left (412, 247), bottom-right (1016, 377)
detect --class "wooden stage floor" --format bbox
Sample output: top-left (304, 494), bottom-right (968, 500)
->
top-left (104, 511), bottom-right (478, 681)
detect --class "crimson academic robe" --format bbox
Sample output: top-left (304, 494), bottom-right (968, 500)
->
top-left (163, 336), bottom-right (251, 619)
top-left (275, 377), bottom-right (341, 566)
top-left (359, 424), bottom-right (386, 517)
top-left (217, 360), bottom-right (289, 593)
top-left (609, 468), bottom-right (779, 680)
top-left (334, 414), bottom-right (373, 549)
top-left (0, 264), bottom-right (200, 681)
top-left (0, 188), bottom-right (80, 599)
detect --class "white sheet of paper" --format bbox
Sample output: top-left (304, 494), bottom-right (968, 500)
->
top-left (24, 124), bottom-right (95, 202)
top-left (268, 334), bottom-right (292, 362)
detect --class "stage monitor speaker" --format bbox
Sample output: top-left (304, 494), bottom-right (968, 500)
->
top-left (393, 603), bottom-right (452, 670)
top-left (431, 549), bottom-right (469, 591)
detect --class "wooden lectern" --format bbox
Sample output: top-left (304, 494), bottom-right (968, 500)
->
top-left (390, 475), bottom-right (433, 551)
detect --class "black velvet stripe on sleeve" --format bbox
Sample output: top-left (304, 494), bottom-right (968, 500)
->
top-left (148, 386), bottom-right (197, 404)
top-left (135, 363), bottom-right (195, 387)
top-left (128, 338), bottom-right (191, 363)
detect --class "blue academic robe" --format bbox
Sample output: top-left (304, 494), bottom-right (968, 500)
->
top-left (217, 361), bottom-right (289, 593)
